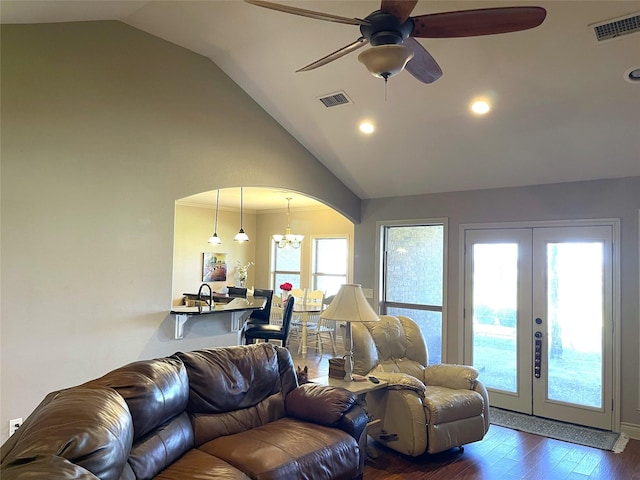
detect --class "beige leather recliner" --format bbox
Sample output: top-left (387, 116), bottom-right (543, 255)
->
top-left (352, 315), bottom-right (490, 456)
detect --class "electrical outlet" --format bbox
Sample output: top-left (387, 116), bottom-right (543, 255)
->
top-left (9, 418), bottom-right (22, 437)
top-left (362, 288), bottom-right (373, 299)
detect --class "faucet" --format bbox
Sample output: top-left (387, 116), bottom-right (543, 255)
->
top-left (197, 283), bottom-right (213, 309)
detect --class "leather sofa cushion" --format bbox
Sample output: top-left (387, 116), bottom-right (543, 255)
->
top-left (87, 357), bottom-right (189, 440)
top-left (153, 449), bottom-right (250, 480)
top-left (198, 418), bottom-right (359, 480)
top-left (174, 344), bottom-right (294, 414)
top-left (0, 386), bottom-right (132, 480)
top-left (286, 383), bottom-right (357, 426)
top-left (423, 386), bottom-right (485, 424)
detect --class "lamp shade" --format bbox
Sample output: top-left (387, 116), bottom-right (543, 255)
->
top-left (320, 284), bottom-right (379, 323)
top-left (358, 44), bottom-right (414, 79)
top-left (208, 233), bottom-right (222, 245)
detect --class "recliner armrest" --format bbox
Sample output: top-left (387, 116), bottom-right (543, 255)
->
top-left (424, 364), bottom-right (479, 390)
top-left (373, 372), bottom-right (426, 398)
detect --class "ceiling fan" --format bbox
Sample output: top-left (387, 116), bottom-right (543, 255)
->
top-left (245, 0), bottom-right (546, 84)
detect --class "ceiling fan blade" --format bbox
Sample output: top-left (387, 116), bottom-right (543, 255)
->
top-left (412, 6), bottom-right (546, 38)
top-left (403, 37), bottom-right (442, 84)
top-left (297, 37), bottom-right (369, 72)
top-left (380, 0), bottom-right (419, 23)
top-left (244, 0), bottom-right (369, 26)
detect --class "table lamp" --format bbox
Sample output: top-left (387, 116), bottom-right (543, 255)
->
top-left (320, 284), bottom-right (379, 381)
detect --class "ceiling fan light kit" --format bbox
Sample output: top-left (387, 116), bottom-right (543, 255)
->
top-left (246, 0), bottom-right (546, 85)
top-left (358, 44), bottom-right (414, 79)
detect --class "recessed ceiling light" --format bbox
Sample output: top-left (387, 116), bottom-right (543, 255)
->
top-left (359, 121), bottom-right (375, 134)
top-left (625, 66), bottom-right (640, 83)
top-left (471, 100), bottom-right (491, 115)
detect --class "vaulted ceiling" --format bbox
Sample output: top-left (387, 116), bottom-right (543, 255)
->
top-left (2, 0), bottom-right (639, 207)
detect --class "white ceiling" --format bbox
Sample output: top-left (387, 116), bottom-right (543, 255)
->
top-left (2, 0), bottom-right (639, 210)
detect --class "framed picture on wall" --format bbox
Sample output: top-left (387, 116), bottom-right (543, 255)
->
top-left (203, 252), bottom-right (227, 282)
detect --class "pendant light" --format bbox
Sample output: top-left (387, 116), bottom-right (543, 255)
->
top-left (272, 197), bottom-right (304, 248)
top-left (233, 187), bottom-right (249, 242)
top-left (207, 189), bottom-right (222, 245)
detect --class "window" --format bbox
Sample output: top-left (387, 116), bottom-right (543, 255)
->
top-left (381, 222), bottom-right (446, 363)
top-left (272, 241), bottom-right (301, 291)
top-left (312, 237), bottom-right (348, 296)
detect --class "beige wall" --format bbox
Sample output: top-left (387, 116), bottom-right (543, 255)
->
top-left (354, 177), bottom-right (640, 430)
top-left (0, 21), bottom-right (360, 442)
top-left (173, 204), bottom-right (257, 305)
top-left (254, 206), bottom-right (355, 290)
top-left (174, 201), bottom-right (354, 298)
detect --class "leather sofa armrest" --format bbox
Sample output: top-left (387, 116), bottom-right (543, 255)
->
top-left (336, 402), bottom-right (368, 440)
top-left (424, 364), bottom-right (479, 390)
top-left (285, 384), bottom-right (367, 439)
top-left (1, 455), bottom-right (101, 479)
top-left (286, 383), bottom-right (357, 425)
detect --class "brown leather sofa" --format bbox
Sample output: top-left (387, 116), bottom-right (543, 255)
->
top-left (0, 344), bottom-right (367, 480)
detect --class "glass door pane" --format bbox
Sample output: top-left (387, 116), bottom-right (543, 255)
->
top-left (472, 243), bottom-right (519, 393)
top-left (532, 225), bottom-right (613, 430)
top-left (465, 228), bottom-right (532, 414)
top-left (546, 242), bottom-right (603, 408)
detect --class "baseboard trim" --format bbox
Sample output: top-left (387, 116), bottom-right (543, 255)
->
top-left (620, 422), bottom-right (640, 440)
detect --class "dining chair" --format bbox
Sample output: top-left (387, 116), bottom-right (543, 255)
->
top-left (296, 289), bottom-right (325, 353)
top-left (244, 296), bottom-right (295, 348)
top-left (228, 286), bottom-right (248, 298)
top-left (321, 294), bottom-right (342, 348)
top-left (269, 294), bottom-right (284, 326)
top-left (305, 316), bottom-right (338, 356)
top-left (305, 289), bottom-right (325, 310)
top-left (289, 288), bottom-right (306, 305)
top-left (245, 288), bottom-right (273, 327)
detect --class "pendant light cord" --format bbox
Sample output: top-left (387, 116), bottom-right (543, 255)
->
top-left (214, 189), bottom-right (220, 231)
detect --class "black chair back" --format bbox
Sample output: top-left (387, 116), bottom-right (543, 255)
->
top-left (228, 286), bottom-right (247, 298)
top-left (248, 289), bottom-right (273, 325)
top-left (280, 298), bottom-right (295, 346)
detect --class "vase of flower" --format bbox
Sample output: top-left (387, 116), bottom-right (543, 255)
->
top-left (280, 282), bottom-right (293, 302)
top-left (236, 260), bottom-right (254, 289)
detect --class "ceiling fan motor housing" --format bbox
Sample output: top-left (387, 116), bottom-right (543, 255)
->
top-left (360, 11), bottom-right (414, 46)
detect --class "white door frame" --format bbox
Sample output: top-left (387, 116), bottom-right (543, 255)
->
top-left (459, 218), bottom-right (621, 432)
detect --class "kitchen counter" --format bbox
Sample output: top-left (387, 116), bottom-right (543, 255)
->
top-left (170, 296), bottom-right (266, 339)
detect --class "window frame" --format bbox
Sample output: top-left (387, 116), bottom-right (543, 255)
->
top-left (376, 218), bottom-right (448, 362)
top-left (311, 235), bottom-right (350, 295)
top-left (270, 239), bottom-right (302, 291)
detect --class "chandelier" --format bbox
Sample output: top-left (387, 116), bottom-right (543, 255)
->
top-left (272, 197), bottom-right (304, 249)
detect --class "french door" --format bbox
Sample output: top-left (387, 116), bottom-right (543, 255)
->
top-left (464, 224), bottom-right (615, 430)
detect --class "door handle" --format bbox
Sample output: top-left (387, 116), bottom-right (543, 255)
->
top-left (534, 331), bottom-right (542, 378)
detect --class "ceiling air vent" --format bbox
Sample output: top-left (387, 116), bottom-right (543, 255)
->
top-left (591, 12), bottom-right (640, 42)
top-left (318, 91), bottom-right (352, 108)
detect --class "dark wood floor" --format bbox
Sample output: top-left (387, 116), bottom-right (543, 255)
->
top-left (290, 350), bottom-right (640, 480)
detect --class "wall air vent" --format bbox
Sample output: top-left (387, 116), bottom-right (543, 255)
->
top-left (318, 91), bottom-right (352, 108)
top-left (591, 13), bottom-right (640, 42)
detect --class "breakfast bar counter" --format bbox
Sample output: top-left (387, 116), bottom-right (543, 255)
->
top-left (170, 296), bottom-right (266, 339)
